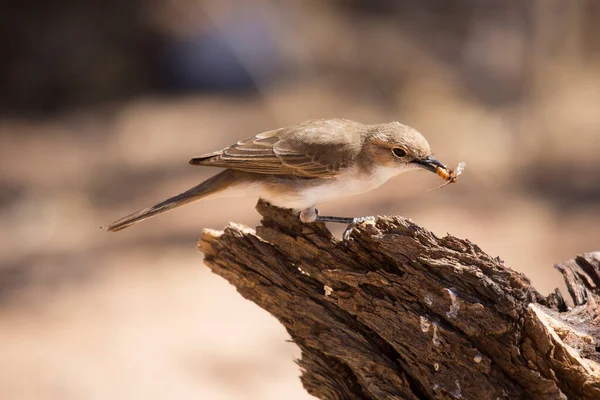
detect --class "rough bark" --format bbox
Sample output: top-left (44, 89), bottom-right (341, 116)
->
top-left (198, 200), bottom-right (600, 400)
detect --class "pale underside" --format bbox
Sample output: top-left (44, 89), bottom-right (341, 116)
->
top-left (214, 165), bottom-right (416, 210)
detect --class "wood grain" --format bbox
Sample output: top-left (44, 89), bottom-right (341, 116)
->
top-left (198, 201), bottom-right (600, 400)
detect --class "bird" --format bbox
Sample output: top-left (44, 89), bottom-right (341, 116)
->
top-left (107, 118), bottom-right (449, 232)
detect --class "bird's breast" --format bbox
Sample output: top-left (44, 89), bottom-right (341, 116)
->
top-left (259, 166), bottom-right (403, 209)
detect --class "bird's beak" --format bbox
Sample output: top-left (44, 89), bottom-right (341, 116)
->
top-left (412, 156), bottom-right (446, 173)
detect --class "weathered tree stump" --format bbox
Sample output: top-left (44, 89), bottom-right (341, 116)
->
top-left (198, 200), bottom-right (600, 400)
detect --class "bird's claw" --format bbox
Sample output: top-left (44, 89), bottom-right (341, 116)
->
top-left (342, 216), bottom-right (376, 241)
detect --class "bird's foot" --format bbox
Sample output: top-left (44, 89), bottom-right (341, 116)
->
top-left (299, 207), bottom-right (375, 241)
top-left (341, 216), bottom-right (376, 241)
top-left (315, 213), bottom-right (376, 241)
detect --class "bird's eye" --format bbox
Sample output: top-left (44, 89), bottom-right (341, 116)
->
top-left (392, 148), bottom-right (407, 158)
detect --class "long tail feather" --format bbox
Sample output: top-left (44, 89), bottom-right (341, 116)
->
top-left (107, 170), bottom-right (237, 232)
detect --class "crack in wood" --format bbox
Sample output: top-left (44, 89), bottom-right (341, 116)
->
top-left (198, 200), bottom-right (600, 400)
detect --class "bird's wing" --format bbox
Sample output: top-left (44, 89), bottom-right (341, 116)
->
top-left (189, 119), bottom-right (363, 178)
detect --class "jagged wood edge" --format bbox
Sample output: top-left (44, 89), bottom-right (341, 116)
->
top-left (198, 200), bottom-right (600, 400)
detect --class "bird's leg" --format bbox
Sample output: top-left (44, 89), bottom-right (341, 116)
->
top-left (315, 215), bottom-right (354, 224)
top-left (298, 207), bottom-right (375, 241)
top-left (299, 206), bottom-right (355, 224)
top-left (316, 213), bottom-right (375, 225)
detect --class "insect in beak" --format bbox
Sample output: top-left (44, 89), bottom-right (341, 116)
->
top-left (431, 162), bottom-right (466, 191)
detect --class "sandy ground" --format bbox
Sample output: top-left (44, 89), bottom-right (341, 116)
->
top-left (1, 71), bottom-right (599, 398)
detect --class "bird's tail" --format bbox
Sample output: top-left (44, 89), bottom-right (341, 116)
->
top-left (107, 169), bottom-right (238, 232)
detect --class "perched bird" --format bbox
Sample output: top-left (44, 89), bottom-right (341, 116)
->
top-left (107, 118), bottom-right (449, 232)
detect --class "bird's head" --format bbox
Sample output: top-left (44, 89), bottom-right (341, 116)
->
top-left (366, 122), bottom-right (447, 174)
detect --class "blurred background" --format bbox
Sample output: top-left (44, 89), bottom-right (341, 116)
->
top-left (1, 0), bottom-right (599, 399)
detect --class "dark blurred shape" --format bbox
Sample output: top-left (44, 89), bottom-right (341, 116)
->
top-left (343, 0), bottom-right (531, 105)
top-left (0, 0), bottom-right (161, 115)
top-left (521, 163), bottom-right (600, 211)
top-left (0, 0), bottom-right (283, 116)
top-left (159, 11), bottom-right (282, 93)
top-left (2, 0), bottom-right (599, 115)
top-left (0, 180), bottom-right (22, 209)
top-left (342, 0), bottom-right (600, 106)
top-left (160, 33), bottom-right (257, 93)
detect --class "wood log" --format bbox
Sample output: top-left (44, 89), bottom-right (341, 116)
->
top-left (198, 200), bottom-right (600, 400)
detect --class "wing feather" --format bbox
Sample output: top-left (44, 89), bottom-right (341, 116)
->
top-left (189, 119), bottom-right (364, 178)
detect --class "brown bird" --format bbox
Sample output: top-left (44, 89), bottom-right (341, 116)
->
top-left (107, 118), bottom-right (448, 232)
